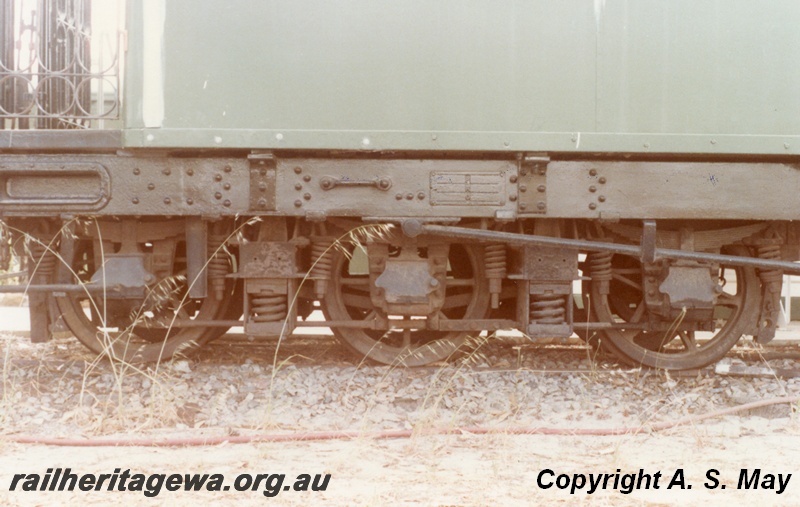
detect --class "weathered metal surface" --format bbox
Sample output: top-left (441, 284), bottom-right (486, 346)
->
top-left (89, 253), bottom-right (154, 299)
top-left (0, 160), bottom-right (110, 212)
top-left (430, 172), bottom-right (505, 206)
top-left (519, 246), bottom-right (577, 282)
top-left (276, 158), bottom-right (518, 218)
top-left (185, 218), bottom-right (208, 298)
top-left (419, 224), bottom-right (800, 275)
top-left (658, 265), bottom-right (718, 311)
top-left (248, 153), bottom-right (277, 212)
top-left (240, 242), bottom-right (297, 279)
top-left (4, 154), bottom-right (800, 222)
top-left (124, 0), bottom-right (800, 155)
top-left (367, 242), bottom-right (449, 316)
top-left (0, 155), bottom-right (248, 217)
top-left (544, 161), bottom-right (800, 220)
top-left (517, 155), bottom-right (548, 215)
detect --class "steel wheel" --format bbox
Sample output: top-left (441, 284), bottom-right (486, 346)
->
top-left (321, 243), bottom-right (490, 366)
top-left (54, 240), bottom-right (229, 363)
top-left (589, 247), bottom-right (759, 370)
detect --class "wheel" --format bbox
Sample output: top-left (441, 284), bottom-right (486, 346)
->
top-left (321, 242), bottom-right (491, 366)
top-left (54, 238), bottom-right (230, 363)
top-left (588, 247), bottom-right (759, 370)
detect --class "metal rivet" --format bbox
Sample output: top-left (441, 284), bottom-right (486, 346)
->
top-left (509, 175), bottom-right (518, 183)
top-left (223, 183), bottom-right (231, 190)
top-left (214, 174), bottom-right (222, 182)
top-left (509, 195), bottom-right (517, 202)
top-left (133, 168), bottom-right (140, 175)
top-left (147, 183), bottom-right (155, 190)
top-left (405, 193), bottom-right (414, 200)
top-left (224, 165), bottom-right (232, 173)
top-left (537, 185), bottom-right (546, 193)
top-left (519, 185), bottom-right (527, 192)
top-left (162, 168), bottom-right (171, 176)
top-left (395, 193), bottom-right (403, 200)
top-left (589, 169), bottom-right (597, 177)
top-left (132, 197), bottom-right (139, 204)
top-left (589, 185), bottom-right (597, 193)
top-left (303, 193), bottom-right (312, 200)
top-left (294, 167), bottom-right (302, 174)
top-left (598, 195), bottom-right (606, 202)
top-left (599, 177), bottom-right (606, 184)
top-left (258, 198), bottom-right (267, 208)
top-left (294, 200), bottom-right (303, 207)
top-left (537, 202), bottom-right (546, 210)
top-left (303, 175), bottom-right (311, 182)
top-left (417, 192), bottom-right (425, 200)
top-left (186, 198), bottom-right (193, 205)
top-left (215, 192), bottom-right (222, 200)
top-left (519, 203), bottom-right (527, 210)
top-left (589, 202), bottom-right (597, 210)
top-left (164, 197), bottom-right (171, 205)
top-left (259, 182), bottom-right (267, 191)
top-left (186, 168), bottom-right (194, 176)
top-left (223, 199), bottom-right (231, 207)
top-left (295, 183), bottom-right (303, 191)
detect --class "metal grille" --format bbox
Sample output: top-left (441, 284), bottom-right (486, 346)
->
top-left (0, 0), bottom-right (121, 129)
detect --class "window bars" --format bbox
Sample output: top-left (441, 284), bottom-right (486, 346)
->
top-left (0, 0), bottom-right (121, 129)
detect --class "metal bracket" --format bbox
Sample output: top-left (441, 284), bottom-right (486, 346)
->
top-left (641, 220), bottom-right (657, 264)
top-left (248, 152), bottom-right (277, 211)
top-left (518, 154), bottom-right (549, 214)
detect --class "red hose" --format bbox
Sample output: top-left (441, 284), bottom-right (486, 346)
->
top-left (4, 395), bottom-right (797, 447)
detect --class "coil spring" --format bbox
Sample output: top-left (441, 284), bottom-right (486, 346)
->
top-left (757, 244), bottom-right (782, 284)
top-left (251, 293), bottom-right (288, 322)
top-left (484, 244), bottom-right (507, 278)
top-left (207, 233), bottom-right (228, 299)
top-left (530, 294), bottom-right (567, 324)
top-left (310, 239), bottom-right (334, 279)
top-left (28, 239), bottom-right (56, 280)
top-left (310, 239), bottom-right (334, 298)
top-left (588, 251), bottom-right (613, 282)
